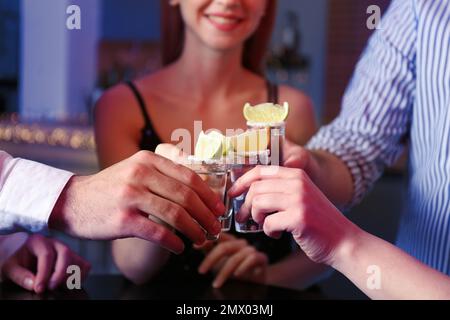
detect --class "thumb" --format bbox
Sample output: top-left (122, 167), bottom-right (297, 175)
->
top-left (3, 264), bottom-right (36, 291)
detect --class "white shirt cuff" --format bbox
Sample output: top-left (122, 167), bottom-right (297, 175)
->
top-left (0, 158), bottom-right (73, 234)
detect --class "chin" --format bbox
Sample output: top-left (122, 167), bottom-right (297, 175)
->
top-left (202, 35), bottom-right (247, 51)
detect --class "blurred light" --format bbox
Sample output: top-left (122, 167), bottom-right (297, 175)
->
top-left (0, 119), bottom-right (96, 151)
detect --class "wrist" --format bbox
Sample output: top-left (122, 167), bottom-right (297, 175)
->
top-left (330, 224), bottom-right (367, 273)
top-left (48, 175), bottom-right (85, 234)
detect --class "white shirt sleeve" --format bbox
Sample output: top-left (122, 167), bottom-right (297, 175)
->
top-left (0, 151), bottom-right (73, 234)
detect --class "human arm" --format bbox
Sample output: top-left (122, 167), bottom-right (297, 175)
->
top-left (230, 166), bottom-right (450, 299)
top-left (283, 0), bottom-right (418, 208)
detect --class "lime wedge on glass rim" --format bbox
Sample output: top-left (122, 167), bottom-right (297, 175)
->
top-left (194, 130), bottom-right (225, 160)
top-left (243, 102), bottom-right (289, 123)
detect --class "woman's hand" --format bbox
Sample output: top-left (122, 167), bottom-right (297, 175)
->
top-left (196, 233), bottom-right (268, 288)
top-left (228, 166), bottom-right (361, 267)
top-left (1, 234), bottom-right (90, 293)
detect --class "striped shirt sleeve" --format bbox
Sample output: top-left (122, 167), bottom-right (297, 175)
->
top-left (307, 0), bottom-right (418, 207)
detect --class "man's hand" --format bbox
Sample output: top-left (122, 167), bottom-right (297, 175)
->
top-left (228, 166), bottom-right (359, 266)
top-left (1, 234), bottom-right (90, 293)
top-left (49, 151), bottom-right (224, 254)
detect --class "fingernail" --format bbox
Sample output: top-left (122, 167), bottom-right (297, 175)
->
top-left (23, 278), bottom-right (34, 290)
top-left (212, 281), bottom-right (221, 288)
top-left (198, 267), bottom-right (206, 274)
top-left (214, 202), bottom-right (225, 215)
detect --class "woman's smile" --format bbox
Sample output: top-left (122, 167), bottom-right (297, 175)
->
top-left (204, 12), bottom-right (245, 32)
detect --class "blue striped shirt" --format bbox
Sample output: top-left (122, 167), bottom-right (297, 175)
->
top-left (308, 0), bottom-right (450, 275)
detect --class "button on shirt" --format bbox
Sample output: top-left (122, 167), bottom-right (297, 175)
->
top-left (308, 0), bottom-right (450, 275)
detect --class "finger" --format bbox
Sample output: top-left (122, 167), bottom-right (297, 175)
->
top-left (125, 214), bottom-right (185, 254)
top-left (235, 180), bottom-right (296, 223)
top-left (239, 193), bottom-right (291, 226)
top-left (228, 166), bottom-right (302, 197)
top-left (234, 252), bottom-right (268, 277)
top-left (27, 237), bottom-right (56, 293)
top-left (198, 239), bottom-right (247, 274)
top-left (138, 193), bottom-right (208, 245)
top-left (2, 263), bottom-right (35, 291)
top-left (148, 153), bottom-right (226, 216)
top-left (263, 211), bottom-right (294, 239)
top-left (212, 247), bottom-right (255, 288)
top-left (144, 170), bottom-right (222, 237)
top-left (48, 242), bottom-right (88, 291)
top-left (48, 243), bottom-right (71, 290)
top-left (155, 144), bottom-right (189, 163)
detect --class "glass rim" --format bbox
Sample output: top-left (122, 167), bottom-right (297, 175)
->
top-left (226, 149), bottom-right (270, 158)
top-left (185, 155), bottom-right (226, 165)
top-left (246, 120), bottom-right (286, 127)
top-left (183, 156), bottom-right (227, 173)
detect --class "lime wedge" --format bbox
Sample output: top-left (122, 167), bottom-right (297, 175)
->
top-left (194, 130), bottom-right (225, 160)
top-left (230, 128), bottom-right (269, 154)
top-left (243, 102), bottom-right (289, 123)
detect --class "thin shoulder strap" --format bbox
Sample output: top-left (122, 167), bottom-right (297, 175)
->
top-left (125, 81), bottom-right (151, 127)
top-left (266, 80), bottom-right (279, 104)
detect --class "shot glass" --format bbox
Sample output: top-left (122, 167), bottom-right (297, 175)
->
top-left (229, 150), bottom-right (270, 233)
top-left (221, 173), bottom-right (233, 232)
top-left (184, 157), bottom-right (230, 240)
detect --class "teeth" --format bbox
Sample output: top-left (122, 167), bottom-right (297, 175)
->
top-left (208, 16), bottom-right (239, 25)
